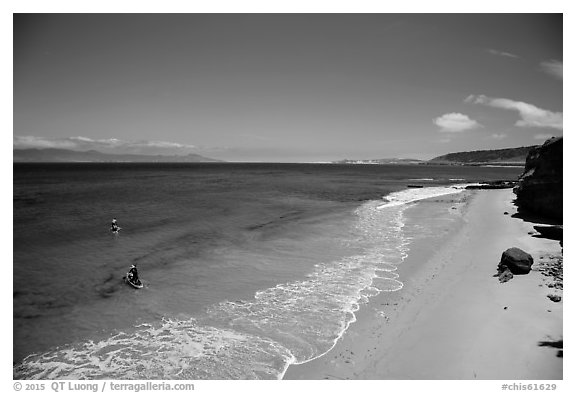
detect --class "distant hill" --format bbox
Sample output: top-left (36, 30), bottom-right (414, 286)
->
top-left (13, 148), bottom-right (222, 163)
top-left (429, 146), bottom-right (536, 165)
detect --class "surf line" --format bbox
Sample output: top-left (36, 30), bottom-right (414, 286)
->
top-left (280, 184), bottom-right (472, 378)
top-left (279, 199), bottom-right (409, 379)
top-left (376, 183), bottom-right (478, 210)
top-left (278, 301), bottom-right (361, 379)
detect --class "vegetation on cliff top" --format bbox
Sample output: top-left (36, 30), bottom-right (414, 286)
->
top-left (429, 146), bottom-right (536, 164)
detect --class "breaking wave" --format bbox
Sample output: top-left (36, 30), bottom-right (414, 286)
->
top-left (15, 186), bottom-right (466, 380)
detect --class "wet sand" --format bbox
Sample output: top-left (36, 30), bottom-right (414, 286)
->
top-left (284, 189), bottom-right (563, 380)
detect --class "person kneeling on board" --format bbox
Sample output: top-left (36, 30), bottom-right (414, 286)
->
top-left (128, 264), bottom-right (139, 282)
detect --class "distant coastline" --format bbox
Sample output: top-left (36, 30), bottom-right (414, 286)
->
top-left (333, 146), bottom-right (533, 167)
top-left (13, 148), bottom-right (222, 163)
top-left (14, 146), bottom-right (532, 166)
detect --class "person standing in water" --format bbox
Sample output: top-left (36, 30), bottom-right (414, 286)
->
top-left (111, 218), bottom-right (119, 232)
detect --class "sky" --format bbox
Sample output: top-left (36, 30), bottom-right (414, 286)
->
top-left (13, 13), bottom-right (563, 162)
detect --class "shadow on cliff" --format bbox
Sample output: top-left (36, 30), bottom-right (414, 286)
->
top-left (510, 208), bottom-right (562, 226)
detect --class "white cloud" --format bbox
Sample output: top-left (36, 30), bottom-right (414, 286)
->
top-left (465, 94), bottom-right (562, 130)
top-left (540, 60), bottom-right (562, 80)
top-left (433, 113), bottom-right (482, 133)
top-left (491, 133), bottom-right (507, 140)
top-left (487, 49), bottom-right (519, 59)
top-left (534, 133), bottom-right (555, 141)
top-left (13, 136), bottom-right (198, 156)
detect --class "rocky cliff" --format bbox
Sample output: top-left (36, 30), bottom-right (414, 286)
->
top-left (514, 137), bottom-right (563, 221)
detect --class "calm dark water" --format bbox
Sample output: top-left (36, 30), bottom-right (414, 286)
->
top-left (13, 163), bottom-right (522, 379)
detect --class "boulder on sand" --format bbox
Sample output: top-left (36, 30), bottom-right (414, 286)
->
top-left (495, 266), bottom-right (514, 283)
top-left (498, 247), bottom-right (534, 275)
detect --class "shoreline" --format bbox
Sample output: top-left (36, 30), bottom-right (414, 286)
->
top-left (278, 185), bottom-right (473, 379)
top-left (284, 188), bottom-right (562, 380)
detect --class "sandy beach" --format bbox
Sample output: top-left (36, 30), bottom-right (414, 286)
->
top-left (284, 188), bottom-right (563, 380)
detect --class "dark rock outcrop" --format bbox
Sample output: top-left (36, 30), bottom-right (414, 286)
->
top-left (466, 180), bottom-right (518, 190)
top-left (514, 137), bottom-right (562, 221)
top-left (499, 247), bottom-right (534, 275)
top-left (547, 294), bottom-right (562, 303)
top-left (533, 225), bottom-right (563, 242)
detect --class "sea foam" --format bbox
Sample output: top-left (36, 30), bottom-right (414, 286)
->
top-left (15, 186), bottom-right (448, 380)
top-left (377, 183), bottom-right (476, 209)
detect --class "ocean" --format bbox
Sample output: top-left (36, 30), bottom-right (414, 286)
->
top-left (13, 163), bottom-right (523, 379)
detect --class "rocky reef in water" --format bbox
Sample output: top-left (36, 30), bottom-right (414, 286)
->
top-left (513, 137), bottom-right (563, 222)
top-left (466, 180), bottom-right (518, 190)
